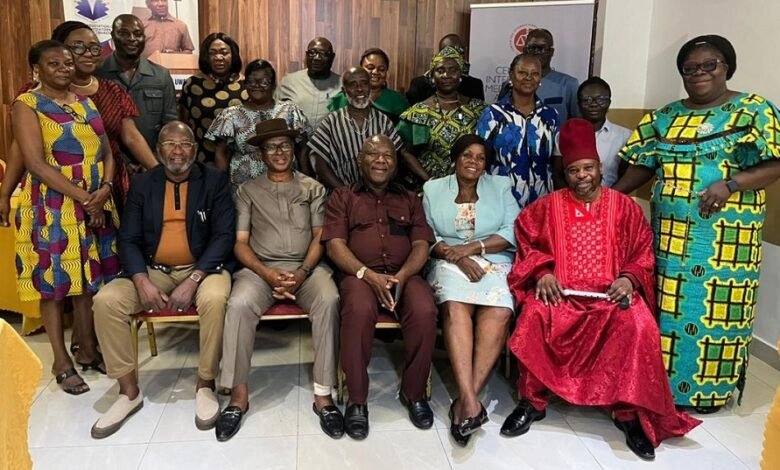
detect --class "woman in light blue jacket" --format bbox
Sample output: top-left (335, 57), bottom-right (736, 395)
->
top-left (422, 134), bottom-right (520, 447)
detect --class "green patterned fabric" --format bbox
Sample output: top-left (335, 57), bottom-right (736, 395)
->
top-left (620, 93), bottom-right (780, 407)
top-left (397, 98), bottom-right (487, 182)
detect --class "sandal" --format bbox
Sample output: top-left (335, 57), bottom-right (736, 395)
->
top-left (55, 367), bottom-right (90, 395)
top-left (70, 342), bottom-right (80, 355)
top-left (77, 353), bottom-right (107, 375)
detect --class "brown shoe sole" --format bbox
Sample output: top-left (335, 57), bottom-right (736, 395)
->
top-left (90, 401), bottom-right (144, 439)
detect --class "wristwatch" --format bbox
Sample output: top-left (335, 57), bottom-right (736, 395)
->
top-left (189, 272), bottom-right (203, 284)
top-left (356, 266), bottom-right (368, 280)
top-left (725, 179), bottom-right (739, 194)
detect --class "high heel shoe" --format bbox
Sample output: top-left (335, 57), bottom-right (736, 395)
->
top-left (449, 400), bottom-right (471, 447)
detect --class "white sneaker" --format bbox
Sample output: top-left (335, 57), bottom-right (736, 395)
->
top-left (91, 392), bottom-right (144, 439)
top-left (195, 388), bottom-right (220, 430)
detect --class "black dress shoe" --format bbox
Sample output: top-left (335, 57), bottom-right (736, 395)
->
top-left (400, 395), bottom-right (434, 429)
top-left (313, 403), bottom-right (344, 439)
top-left (500, 400), bottom-right (546, 437)
top-left (614, 419), bottom-right (655, 461)
top-left (448, 401), bottom-right (470, 447)
top-left (344, 403), bottom-right (369, 440)
top-left (215, 405), bottom-right (248, 442)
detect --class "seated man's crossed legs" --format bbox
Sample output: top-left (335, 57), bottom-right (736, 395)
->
top-left (90, 267), bottom-right (231, 438)
top-left (216, 264), bottom-right (340, 441)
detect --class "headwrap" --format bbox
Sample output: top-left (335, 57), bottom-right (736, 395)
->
top-left (428, 45), bottom-right (469, 75)
top-left (559, 118), bottom-right (599, 168)
top-left (676, 34), bottom-right (737, 80)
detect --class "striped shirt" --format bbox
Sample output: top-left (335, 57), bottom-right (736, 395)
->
top-left (308, 107), bottom-right (403, 186)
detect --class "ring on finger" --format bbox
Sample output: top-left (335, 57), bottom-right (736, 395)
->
top-left (712, 202), bottom-right (720, 208)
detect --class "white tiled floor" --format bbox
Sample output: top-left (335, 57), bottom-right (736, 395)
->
top-left (13, 318), bottom-right (774, 470)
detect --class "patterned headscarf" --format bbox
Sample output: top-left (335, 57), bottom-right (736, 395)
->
top-left (428, 45), bottom-right (469, 75)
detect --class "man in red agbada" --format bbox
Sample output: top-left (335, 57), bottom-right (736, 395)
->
top-left (501, 118), bottom-right (700, 460)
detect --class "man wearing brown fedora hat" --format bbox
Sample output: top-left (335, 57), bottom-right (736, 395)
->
top-left (215, 118), bottom-right (342, 441)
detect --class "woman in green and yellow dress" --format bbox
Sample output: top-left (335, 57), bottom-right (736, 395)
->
top-left (614, 35), bottom-right (780, 413)
top-left (397, 47), bottom-right (487, 189)
top-left (328, 47), bottom-right (408, 124)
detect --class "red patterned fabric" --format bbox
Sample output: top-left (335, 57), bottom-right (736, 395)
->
top-left (508, 188), bottom-right (700, 447)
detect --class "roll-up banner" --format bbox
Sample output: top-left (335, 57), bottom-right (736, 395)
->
top-left (64, 0), bottom-right (200, 89)
top-left (469, 1), bottom-right (595, 103)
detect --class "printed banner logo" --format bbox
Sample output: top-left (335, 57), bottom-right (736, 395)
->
top-left (75, 0), bottom-right (110, 21)
top-left (510, 24), bottom-right (536, 54)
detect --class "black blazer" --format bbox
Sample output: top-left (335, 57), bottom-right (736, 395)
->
top-left (119, 162), bottom-right (236, 277)
top-left (405, 74), bottom-right (485, 105)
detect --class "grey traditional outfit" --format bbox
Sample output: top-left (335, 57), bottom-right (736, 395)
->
top-left (220, 172), bottom-right (339, 392)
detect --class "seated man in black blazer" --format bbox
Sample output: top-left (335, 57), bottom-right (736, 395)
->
top-left (90, 121), bottom-right (236, 439)
top-left (406, 33), bottom-right (484, 105)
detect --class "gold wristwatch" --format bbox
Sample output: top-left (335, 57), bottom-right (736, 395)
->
top-left (356, 266), bottom-right (368, 280)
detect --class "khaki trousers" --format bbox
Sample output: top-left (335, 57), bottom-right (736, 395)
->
top-left (93, 266), bottom-right (231, 381)
top-left (220, 264), bottom-right (339, 389)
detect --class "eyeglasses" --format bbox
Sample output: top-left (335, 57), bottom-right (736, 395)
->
top-left (579, 95), bottom-right (611, 106)
top-left (245, 77), bottom-right (273, 87)
top-left (115, 29), bottom-right (144, 40)
top-left (306, 49), bottom-right (333, 59)
top-left (262, 142), bottom-right (294, 154)
top-left (67, 43), bottom-right (102, 57)
top-left (61, 104), bottom-right (87, 124)
top-left (208, 48), bottom-right (231, 57)
top-left (680, 58), bottom-right (725, 76)
top-left (159, 141), bottom-right (195, 151)
top-left (526, 45), bottom-right (552, 55)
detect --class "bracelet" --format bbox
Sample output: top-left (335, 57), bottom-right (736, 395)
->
top-left (100, 181), bottom-right (113, 190)
top-left (478, 240), bottom-right (486, 256)
top-left (298, 265), bottom-right (313, 277)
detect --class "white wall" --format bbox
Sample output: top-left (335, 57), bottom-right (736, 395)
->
top-left (595, 0), bottom-right (653, 109)
top-left (598, 0), bottom-right (780, 353)
top-left (644, 0), bottom-right (780, 108)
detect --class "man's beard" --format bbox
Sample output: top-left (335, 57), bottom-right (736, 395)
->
top-left (347, 95), bottom-right (371, 109)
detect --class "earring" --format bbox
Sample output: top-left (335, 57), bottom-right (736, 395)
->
top-left (32, 68), bottom-right (39, 83)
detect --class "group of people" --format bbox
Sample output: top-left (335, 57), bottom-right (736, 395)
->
top-left (2, 11), bottom-right (780, 462)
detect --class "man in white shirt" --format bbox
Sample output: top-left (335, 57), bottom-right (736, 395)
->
top-left (276, 37), bottom-right (341, 130)
top-left (577, 77), bottom-right (631, 187)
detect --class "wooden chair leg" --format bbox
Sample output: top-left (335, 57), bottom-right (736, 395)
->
top-left (130, 318), bottom-right (139, 379)
top-left (146, 321), bottom-right (158, 356)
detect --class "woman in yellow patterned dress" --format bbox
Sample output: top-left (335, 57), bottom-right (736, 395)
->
top-left (13, 40), bottom-right (119, 394)
top-left (613, 35), bottom-right (780, 413)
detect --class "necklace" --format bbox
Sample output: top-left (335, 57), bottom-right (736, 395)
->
top-left (347, 110), bottom-right (371, 136)
top-left (433, 95), bottom-right (464, 122)
top-left (70, 76), bottom-right (94, 89)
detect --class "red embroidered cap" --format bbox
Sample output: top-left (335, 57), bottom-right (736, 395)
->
top-left (559, 118), bottom-right (600, 168)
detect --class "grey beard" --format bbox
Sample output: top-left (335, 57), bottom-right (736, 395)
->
top-left (347, 96), bottom-right (371, 109)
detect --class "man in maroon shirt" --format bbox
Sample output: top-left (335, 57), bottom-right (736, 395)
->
top-left (322, 135), bottom-right (437, 440)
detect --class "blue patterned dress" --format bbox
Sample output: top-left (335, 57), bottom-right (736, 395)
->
top-left (477, 95), bottom-right (559, 209)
